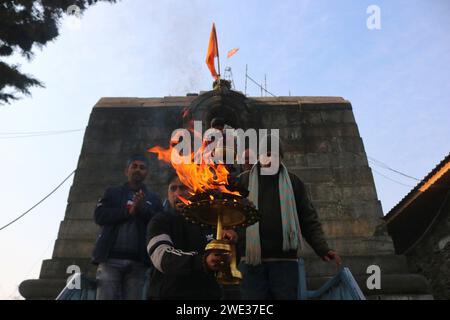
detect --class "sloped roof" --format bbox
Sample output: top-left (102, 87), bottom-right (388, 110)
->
top-left (384, 152), bottom-right (450, 254)
top-left (385, 152), bottom-right (450, 222)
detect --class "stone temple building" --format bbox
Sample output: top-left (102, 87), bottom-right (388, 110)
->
top-left (20, 83), bottom-right (432, 299)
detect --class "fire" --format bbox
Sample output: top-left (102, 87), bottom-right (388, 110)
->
top-left (149, 145), bottom-right (173, 163)
top-left (148, 138), bottom-right (240, 197)
top-left (178, 195), bottom-right (192, 205)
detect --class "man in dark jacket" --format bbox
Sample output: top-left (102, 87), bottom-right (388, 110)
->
top-left (237, 144), bottom-right (342, 300)
top-left (92, 154), bottom-right (163, 300)
top-left (146, 171), bottom-right (237, 300)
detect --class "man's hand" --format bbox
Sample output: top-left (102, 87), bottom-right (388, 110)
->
top-left (205, 251), bottom-right (230, 272)
top-left (129, 190), bottom-right (145, 215)
top-left (222, 229), bottom-right (238, 244)
top-left (323, 250), bottom-right (342, 269)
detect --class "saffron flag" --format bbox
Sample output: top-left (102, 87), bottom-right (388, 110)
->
top-left (205, 23), bottom-right (219, 80)
top-left (227, 48), bottom-right (239, 58)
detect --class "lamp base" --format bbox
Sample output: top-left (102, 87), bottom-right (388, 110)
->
top-left (205, 239), bottom-right (242, 285)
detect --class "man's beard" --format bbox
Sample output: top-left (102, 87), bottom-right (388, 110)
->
top-left (131, 172), bottom-right (144, 183)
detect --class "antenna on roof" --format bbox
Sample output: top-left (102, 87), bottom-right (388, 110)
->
top-left (244, 64), bottom-right (277, 97)
top-left (264, 74), bottom-right (267, 97)
top-left (245, 64), bottom-right (248, 95)
top-left (224, 66), bottom-right (235, 89)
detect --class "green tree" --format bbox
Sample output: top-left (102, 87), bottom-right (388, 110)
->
top-left (0, 0), bottom-right (116, 105)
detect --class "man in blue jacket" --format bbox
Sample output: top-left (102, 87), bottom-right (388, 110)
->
top-left (92, 154), bottom-right (163, 300)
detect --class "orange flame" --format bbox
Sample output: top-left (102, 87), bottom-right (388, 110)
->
top-left (148, 145), bottom-right (173, 163)
top-left (148, 137), bottom-right (240, 196)
top-left (178, 195), bottom-right (192, 205)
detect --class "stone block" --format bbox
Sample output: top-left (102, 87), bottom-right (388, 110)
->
top-left (320, 109), bottom-right (356, 124)
top-left (65, 201), bottom-right (97, 219)
top-left (52, 239), bottom-right (95, 259)
top-left (308, 183), bottom-right (337, 202)
top-left (19, 279), bottom-right (67, 300)
top-left (301, 236), bottom-right (396, 256)
top-left (71, 168), bottom-right (124, 187)
top-left (305, 153), bottom-right (331, 168)
top-left (280, 126), bottom-right (302, 142)
top-left (80, 138), bottom-right (122, 155)
top-left (283, 152), bottom-right (307, 169)
top-left (67, 184), bottom-right (108, 203)
top-left (57, 219), bottom-right (98, 241)
top-left (303, 254), bottom-right (409, 277)
top-left (328, 152), bottom-right (369, 167)
top-left (303, 136), bottom-right (340, 154)
top-left (301, 111), bottom-right (323, 125)
top-left (311, 199), bottom-right (383, 221)
top-left (39, 258), bottom-right (95, 279)
top-left (291, 168), bottom-right (334, 183)
top-left (320, 218), bottom-right (380, 237)
top-left (301, 102), bottom-right (352, 111)
top-left (306, 273), bottom-right (430, 296)
top-left (336, 136), bottom-right (365, 153)
top-left (301, 123), bottom-right (360, 138)
top-left (334, 185), bottom-right (378, 201)
top-left (332, 166), bottom-right (374, 186)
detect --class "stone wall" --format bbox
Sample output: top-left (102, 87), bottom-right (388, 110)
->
top-left (405, 194), bottom-right (450, 299)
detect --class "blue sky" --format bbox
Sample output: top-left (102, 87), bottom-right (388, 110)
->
top-left (0, 0), bottom-right (449, 299)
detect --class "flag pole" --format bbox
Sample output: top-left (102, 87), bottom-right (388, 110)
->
top-left (216, 26), bottom-right (221, 79)
top-left (245, 64), bottom-right (248, 95)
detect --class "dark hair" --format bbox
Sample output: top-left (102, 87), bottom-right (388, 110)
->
top-left (166, 169), bottom-right (179, 185)
top-left (210, 117), bottom-right (225, 128)
top-left (126, 154), bottom-right (150, 168)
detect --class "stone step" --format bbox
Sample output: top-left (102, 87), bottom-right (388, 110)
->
top-left (39, 253), bottom-right (410, 282)
top-left (64, 202), bottom-right (97, 219)
top-left (52, 239), bottom-right (95, 259)
top-left (365, 294), bottom-right (434, 300)
top-left (57, 219), bottom-right (99, 241)
top-left (39, 258), bottom-right (96, 280)
top-left (303, 254), bottom-right (410, 277)
top-left (302, 236), bottom-right (395, 256)
top-left (312, 199), bottom-right (384, 220)
top-left (306, 273), bottom-right (431, 296)
top-left (320, 218), bottom-right (382, 237)
top-left (56, 217), bottom-right (384, 241)
top-left (51, 235), bottom-right (396, 259)
top-left (65, 198), bottom-right (384, 219)
top-left (19, 279), bottom-right (66, 300)
top-left (25, 265), bottom-right (431, 300)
